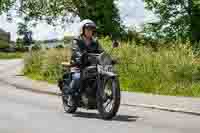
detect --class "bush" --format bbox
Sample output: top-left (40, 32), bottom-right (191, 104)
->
top-left (30, 43), bottom-right (42, 51)
top-left (55, 44), bottom-right (64, 49)
top-left (15, 38), bottom-right (27, 52)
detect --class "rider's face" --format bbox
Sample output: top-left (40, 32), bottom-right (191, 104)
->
top-left (84, 27), bottom-right (95, 39)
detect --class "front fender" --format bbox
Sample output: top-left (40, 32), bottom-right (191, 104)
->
top-left (103, 72), bottom-right (118, 77)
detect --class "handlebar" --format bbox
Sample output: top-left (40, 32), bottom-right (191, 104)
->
top-left (86, 52), bottom-right (103, 57)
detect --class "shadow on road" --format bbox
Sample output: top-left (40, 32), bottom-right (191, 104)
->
top-left (73, 112), bottom-right (139, 122)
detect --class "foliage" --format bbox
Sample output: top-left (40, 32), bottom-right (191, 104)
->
top-left (24, 39), bottom-right (200, 97)
top-left (55, 44), bottom-right (64, 49)
top-left (1, 0), bottom-right (123, 37)
top-left (121, 26), bottom-right (145, 45)
top-left (17, 22), bottom-right (28, 36)
top-left (30, 43), bottom-right (42, 51)
top-left (191, 0), bottom-right (200, 42)
top-left (144, 0), bottom-right (200, 43)
top-left (76, 0), bottom-right (124, 36)
top-left (15, 38), bottom-right (28, 51)
top-left (0, 0), bottom-right (15, 15)
top-left (17, 20), bottom-right (33, 46)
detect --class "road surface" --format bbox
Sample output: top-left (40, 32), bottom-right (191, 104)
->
top-left (0, 59), bottom-right (200, 133)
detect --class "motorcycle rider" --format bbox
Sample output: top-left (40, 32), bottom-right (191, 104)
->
top-left (65, 19), bottom-right (104, 97)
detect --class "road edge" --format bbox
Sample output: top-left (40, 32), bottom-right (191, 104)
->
top-left (1, 76), bottom-right (200, 116)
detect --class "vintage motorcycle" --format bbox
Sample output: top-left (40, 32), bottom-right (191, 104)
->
top-left (58, 42), bottom-right (121, 120)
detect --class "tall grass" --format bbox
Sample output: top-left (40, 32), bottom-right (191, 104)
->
top-left (23, 48), bottom-right (71, 83)
top-left (23, 39), bottom-right (200, 97)
top-left (100, 38), bottom-right (199, 96)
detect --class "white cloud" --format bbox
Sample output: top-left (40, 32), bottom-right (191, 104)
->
top-left (118, 0), bottom-right (156, 28)
top-left (31, 22), bottom-right (63, 40)
top-left (118, 0), bottom-right (145, 27)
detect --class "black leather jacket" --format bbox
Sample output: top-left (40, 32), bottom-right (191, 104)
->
top-left (70, 36), bottom-right (104, 71)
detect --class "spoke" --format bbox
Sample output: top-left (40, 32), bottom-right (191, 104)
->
top-left (106, 95), bottom-right (113, 100)
top-left (108, 100), bottom-right (114, 111)
top-left (103, 79), bottom-right (114, 112)
top-left (67, 96), bottom-right (73, 107)
top-left (105, 100), bottom-right (114, 113)
top-left (104, 99), bottom-right (112, 110)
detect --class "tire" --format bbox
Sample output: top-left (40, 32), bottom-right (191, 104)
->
top-left (97, 77), bottom-right (121, 120)
top-left (62, 95), bottom-right (77, 113)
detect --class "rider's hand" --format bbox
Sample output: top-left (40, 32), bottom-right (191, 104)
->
top-left (111, 59), bottom-right (118, 64)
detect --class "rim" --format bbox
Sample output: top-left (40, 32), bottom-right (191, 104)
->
top-left (102, 79), bottom-right (114, 113)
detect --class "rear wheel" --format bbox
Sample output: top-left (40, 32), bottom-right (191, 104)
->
top-left (97, 77), bottom-right (121, 120)
top-left (62, 95), bottom-right (77, 113)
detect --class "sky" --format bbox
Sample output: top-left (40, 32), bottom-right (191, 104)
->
top-left (0, 0), bottom-right (155, 41)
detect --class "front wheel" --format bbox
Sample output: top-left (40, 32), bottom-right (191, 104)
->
top-left (97, 77), bottom-right (121, 120)
top-left (62, 95), bottom-right (77, 113)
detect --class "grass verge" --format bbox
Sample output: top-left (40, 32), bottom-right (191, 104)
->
top-left (0, 52), bottom-right (25, 59)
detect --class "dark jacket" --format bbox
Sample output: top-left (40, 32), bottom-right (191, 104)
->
top-left (70, 36), bottom-right (104, 72)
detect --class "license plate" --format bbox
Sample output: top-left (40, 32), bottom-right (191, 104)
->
top-left (97, 65), bottom-right (113, 74)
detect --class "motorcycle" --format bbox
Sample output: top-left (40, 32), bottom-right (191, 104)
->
top-left (58, 41), bottom-right (121, 120)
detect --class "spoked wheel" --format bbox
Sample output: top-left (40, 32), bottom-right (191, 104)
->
top-left (97, 77), bottom-right (121, 120)
top-left (62, 95), bottom-right (77, 113)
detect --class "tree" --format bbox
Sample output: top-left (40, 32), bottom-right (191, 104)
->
top-left (191, 0), bottom-right (200, 42)
top-left (144, 0), bottom-right (200, 43)
top-left (0, 0), bottom-right (15, 15)
top-left (17, 19), bottom-right (33, 46)
top-left (75, 0), bottom-right (123, 36)
top-left (1, 0), bottom-right (123, 37)
top-left (17, 22), bottom-right (28, 36)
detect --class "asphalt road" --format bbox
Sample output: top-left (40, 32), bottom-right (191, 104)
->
top-left (0, 59), bottom-right (200, 133)
top-left (1, 80), bottom-right (200, 133)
